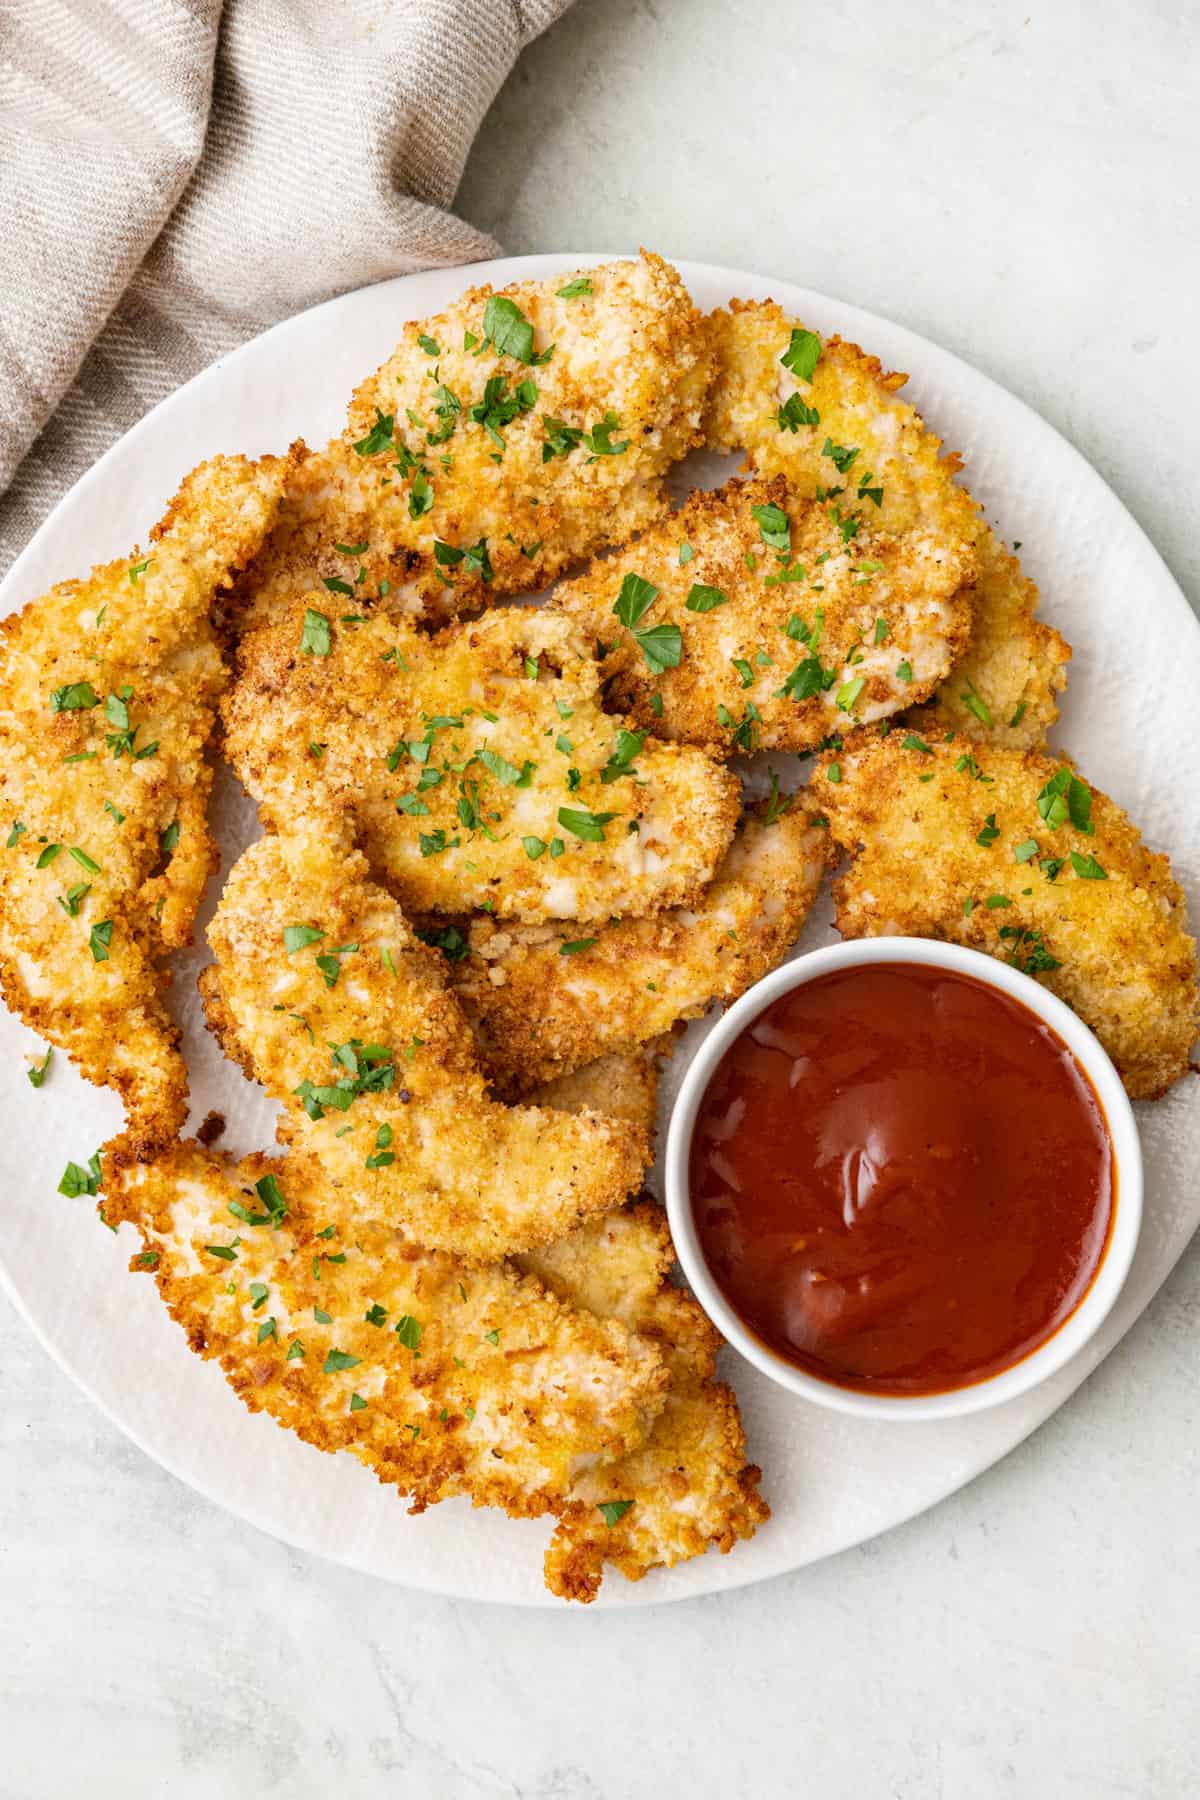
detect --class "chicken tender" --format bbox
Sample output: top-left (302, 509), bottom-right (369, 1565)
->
top-left (517, 1144), bottom-right (768, 1600)
top-left (0, 453), bottom-right (290, 1149)
top-left (906, 523), bottom-right (1070, 749)
top-left (224, 602), bottom-right (739, 925)
top-left (811, 731), bottom-right (1198, 1098)
top-left (102, 1137), bottom-right (668, 1521)
top-left (554, 474), bottom-right (973, 752)
top-left (235, 253), bottom-right (712, 632)
top-left (201, 827), bottom-right (650, 1257)
top-left (704, 299), bottom-right (1069, 747)
top-left (448, 801), bottom-right (831, 1096)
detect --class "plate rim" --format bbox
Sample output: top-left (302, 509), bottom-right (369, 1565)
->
top-left (2, 252), bottom-right (1197, 1608)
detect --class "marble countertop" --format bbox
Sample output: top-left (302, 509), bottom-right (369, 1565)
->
top-left (3, 3), bottom-right (1198, 1793)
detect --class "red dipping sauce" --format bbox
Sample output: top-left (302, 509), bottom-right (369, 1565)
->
top-left (690, 962), bottom-right (1115, 1396)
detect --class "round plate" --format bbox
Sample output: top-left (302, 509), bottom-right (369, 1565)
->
top-left (2, 257), bottom-right (1197, 1608)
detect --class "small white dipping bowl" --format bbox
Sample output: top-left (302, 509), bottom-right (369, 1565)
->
top-left (665, 936), bottom-right (1142, 1422)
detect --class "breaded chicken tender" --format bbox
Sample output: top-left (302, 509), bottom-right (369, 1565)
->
top-left (811, 731), bottom-right (1199, 1098)
top-left (449, 802), bottom-right (831, 1096)
top-left (906, 523), bottom-right (1070, 749)
top-left (704, 299), bottom-right (1069, 747)
top-left (201, 827), bottom-right (649, 1257)
top-left (516, 1063), bottom-right (769, 1602)
top-left (0, 453), bottom-right (290, 1149)
top-left (224, 602), bottom-right (739, 925)
top-left (103, 1137), bottom-right (668, 1521)
top-left (235, 254), bottom-right (711, 632)
top-left (554, 474), bottom-right (973, 752)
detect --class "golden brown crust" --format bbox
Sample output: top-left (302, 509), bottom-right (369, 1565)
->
top-left (202, 826), bottom-right (652, 1258)
top-left (703, 299), bottom-right (1070, 749)
top-left (0, 451), bottom-right (292, 1148)
top-left (223, 599), bottom-right (740, 926)
top-left (516, 1193), bottom-right (769, 1603)
top-left (811, 730), bottom-right (1199, 1098)
top-left (906, 522), bottom-right (1071, 748)
top-left (233, 253), bottom-right (712, 633)
top-left (450, 803), bottom-right (832, 1096)
top-left (554, 473), bottom-right (974, 752)
top-left (102, 1137), bottom-right (669, 1520)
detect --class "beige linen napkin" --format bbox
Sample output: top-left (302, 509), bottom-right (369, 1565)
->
top-left (0, 0), bottom-right (571, 577)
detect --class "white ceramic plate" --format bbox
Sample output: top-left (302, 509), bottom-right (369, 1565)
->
top-left (2, 257), bottom-right (1197, 1609)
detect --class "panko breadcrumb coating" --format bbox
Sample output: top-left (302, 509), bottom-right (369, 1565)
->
top-left (703, 299), bottom-right (1069, 747)
top-left (811, 731), bottom-right (1199, 1098)
top-left (223, 601), bottom-right (739, 925)
top-left (102, 1137), bottom-right (668, 1522)
top-left (201, 827), bottom-right (650, 1258)
top-left (517, 1058), bottom-right (769, 1603)
top-left (449, 801), bottom-right (832, 1096)
top-left (234, 253), bottom-right (712, 632)
top-left (905, 523), bottom-right (1071, 748)
top-left (554, 474), bottom-right (974, 752)
top-left (0, 452), bottom-right (291, 1150)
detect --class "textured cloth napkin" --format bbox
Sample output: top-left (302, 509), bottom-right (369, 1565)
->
top-left (0, 0), bottom-right (571, 578)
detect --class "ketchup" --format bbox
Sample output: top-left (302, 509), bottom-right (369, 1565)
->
top-left (690, 962), bottom-right (1115, 1396)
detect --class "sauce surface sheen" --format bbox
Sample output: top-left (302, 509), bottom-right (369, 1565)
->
top-left (690, 962), bottom-right (1115, 1395)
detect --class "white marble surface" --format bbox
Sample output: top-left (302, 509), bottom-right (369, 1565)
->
top-left (3, 2), bottom-right (1199, 1793)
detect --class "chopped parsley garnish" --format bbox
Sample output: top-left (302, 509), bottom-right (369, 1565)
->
top-left (26, 1046), bottom-right (52, 1088)
top-left (58, 1152), bottom-right (102, 1198)
top-left (352, 409), bottom-right (395, 456)
top-left (597, 1500), bottom-right (634, 1527)
top-left (417, 333), bottom-right (440, 355)
top-left (716, 701), bottom-right (761, 752)
top-left (835, 676), bottom-right (865, 715)
top-left (283, 923), bottom-right (324, 953)
top-left (901, 733), bottom-right (933, 755)
top-left (1070, 851), bottom-right (1108, 880)
top-left (58, 882), bottom-right (91, 917)
top-left (559, 938), bottom-right (597, 956)
top-left (873, 618), bottom-right (890, 645)
top-left (614, 572), bottom-right (659, 628)
top-left (1013, 838), bottom-right (1039, 863)
top-left (481, 294), bottom-right (541, 364)
top-left (88, 919), bottom-right (113, 962)
top-left (583, 411), bottom-right (629, 456)
top-left (778, 655), bottom-right (834, 701)
top-left (763, 770), bottom-right (794, 826)
top-left (69, 846), bottom-right (99, 873)
top-left (50, 681), bottom-right (99, 713)
top-left (986, 893), bottom-right (1012, 908)
top-left (300, 609), bottom-right (332, 656)
top-left (433, 536), bottom-right (494, 583)
top-left (6, 822), bottom-right (25, 848)
top-left (678, 543), bottom-right (695, 566)
top-left (366, 1122), bottom-right (395, 1170)
top-left (468, 373), bottom-right (538, 449)
top-left (751, 502), bottom-right (791, 555)
top-left (417, 924), bottom-right (469, 963)
top-left (895, 660), bottom-right (913, 683)
top-left (976, 814), bottom-right (1000, 847)
top-left (600, 728), bottom-right (644, 783)
top-left (395, 1314), bottom-right (422, 1350)
top-left (961, 686), bottom-right (994, 727)
top-left (558, 806), bottom-right (617, 843)
top-left (1036, 768), bottom-right (1094, 835)
top-left (128, 558), bottom-right (154, 583)
top-left (322, 1349), bottom-right (361, 1375)
top-left (998, 925), bottom-right (1060, 973)
top-left (680, 586), bottom-right (726, 622)
top-left (778, 393), bottom-right (820, 432)
top-left (780, 327), bottom-right (821, 382)
top-left (633, 621), bottom-right (681, 673)
top-left (160, 820), bottom-right (180, 855)
top-left (822, 438), bottom-right (860, 475)
top-left (557, 277), bottom-right (592, 298)
top-left (478, 747), bottom-right (534, 787)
